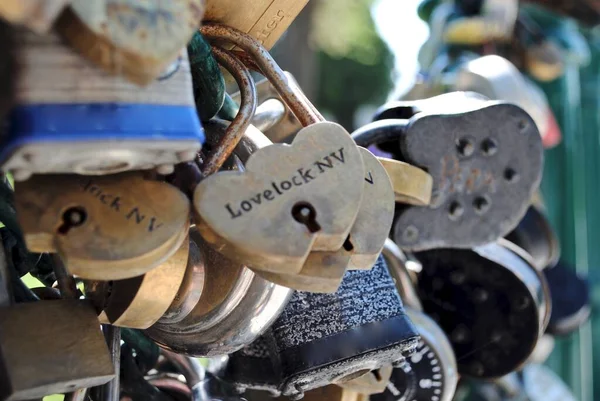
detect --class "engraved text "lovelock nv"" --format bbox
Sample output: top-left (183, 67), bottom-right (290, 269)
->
top-left (225, 148), bottom-right (346, 218)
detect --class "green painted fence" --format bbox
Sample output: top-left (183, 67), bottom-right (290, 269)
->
top-left (536, 17), bottom-right (600, 401)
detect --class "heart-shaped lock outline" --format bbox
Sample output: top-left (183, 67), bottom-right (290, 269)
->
top-left (194, 121), bottom-right (365, 275)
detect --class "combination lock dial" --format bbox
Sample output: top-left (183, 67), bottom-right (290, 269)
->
top-left (371, 309), bottom-right (457, 401)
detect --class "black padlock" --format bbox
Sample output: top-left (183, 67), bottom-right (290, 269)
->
top-left (543, 260), bottom-right (591, 336)
top-left (224, 255), bottom-right (420, 399)
top-left (505, 205), bottom-right (560, 270)
top-left (413, 240), bottom-right (550, 379)
top-left (354, 92), bottom-right (543, 251)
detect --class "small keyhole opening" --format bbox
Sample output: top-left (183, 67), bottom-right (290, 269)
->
top-left (291, 202), bottom-right (321, 233)
top-left (57, 206), bottom-right (87, 235)
top-left (373, 369), bottom-right (382, 381)
top-left (343, 235), bottom-right (354, 252)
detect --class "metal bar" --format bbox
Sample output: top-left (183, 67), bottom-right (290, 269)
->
top-left (51, 254), bottom-right (78, 299)
top-left (201, 47), bottom-right (256, 176)
top-left (99, 325), bottom-right (121, 401)
top-left (201, 24), bottom-right (322, 126)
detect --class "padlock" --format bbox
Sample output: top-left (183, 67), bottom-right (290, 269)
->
top-left (193, 51), bottom-right (366, 275)
top-left (543, 261), bottom-right (591, 336)
top-left (443, 0), bottom-right (518, 45)
top-left (255, 147), bottom-right (395, 292)
top-left (515, 13), bottom-right (565, 82)
top-left (203, 0), bottom-right (309, 50)
top-left (146, 229), bottom-right (292, 357)
top-left (1, 30), bottom-right (204, 180)
top-left (229, 121), bottom-right (414, 292)
top-left (0, 300), bottom-right (116, 400)
top-left (452, 55), bottom-right (562, 148)
top-left (0, 0), bottom-right (70, 33)
top-left (14, 172), bottom-right (190, 280)
top-left (158, 238), bottom-right (206, 325)
top-left (504, 205), bottom-right (560, 270)
top-left (368, 92), bottom-right (543, 250)
top-left (413, 239), bottom-right (551, 378)
top-left (224, 255), bottom-right (420, 399)
top-left (0, 249), bottom-right (114, 400)
top-left (379, 239), bottom-right (458, 401)
top-left (55, 0), bottom-right (204, 85)
top-left (94, 236), bottom-right (190, 329)
top-left (376, 157), bottom-right (433, 206)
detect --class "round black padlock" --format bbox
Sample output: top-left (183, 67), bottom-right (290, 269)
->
top-left (413, 241), bottom-right (550, 379)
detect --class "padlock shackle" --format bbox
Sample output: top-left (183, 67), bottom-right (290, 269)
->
top-left (382, 239), bottom-right (423, 312)
top-left (351, 119), bottom-right (409, 147)
top-left (202, 47), bottom-right (257, 176)
top-left (201, 24), bottom-right (323, 126)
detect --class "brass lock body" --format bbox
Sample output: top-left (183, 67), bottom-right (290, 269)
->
top-left (203, 0), bottom-right (309, 50)
top-left (0, 300), bottom-right (114, 400)
top-left (15, 172), bottom-right (190, 280)
top-left (96, 235), bottom-right (191, 329)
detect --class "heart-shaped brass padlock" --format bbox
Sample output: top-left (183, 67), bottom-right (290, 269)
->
top-left (256, 147), bottom-right (396, 292)
top-left (194, 121), bottom-right (365, 275)
top-left (15, 172), bottom-right (190, 280)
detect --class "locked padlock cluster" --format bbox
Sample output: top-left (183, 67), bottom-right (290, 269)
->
top-left (0, 1), bottom-right (589, 401)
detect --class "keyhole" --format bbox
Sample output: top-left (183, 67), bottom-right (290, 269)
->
top-left (57, 206), bottom-right (87, 235)
top-left (291, 202), bottom-right (321, 233)
top-left (372, 369), bottom-right (382, 381)
top-left (343, 235), bottom-right (354, 252)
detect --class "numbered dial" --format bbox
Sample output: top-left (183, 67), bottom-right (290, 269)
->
top-left (372, 309), bottom-right (457, 401)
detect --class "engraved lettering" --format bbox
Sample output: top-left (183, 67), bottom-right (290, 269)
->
top-left (330, 147), bottom-right (346, 163)
top-left (250, 194), bottom-right (262, 205)
top-left (226, 148), bottom-right (348, 218)
top-left (241, 201), bottom-right (252, 212)
top-left (315, 156), bottom-right (334, 173)
top-left (298, 168), bottom-right (314, 183)
top-left (148, 217), bottom-right (163, 232)
top-left (126, 207), bottom-right (145, 224)
top-left (80, 182), bottom-right (165, 231)
top-left (226, 203), bottom-right (242, 219)
top-left (255, 9), bottom-right (286, 44)
top-left (272, 182), bottom-right (282, 195)
top-left (365, 172), bottom-right (374, 184)
top-left (99, 193), bottom-right (112, 204)
top-left (88, 185), bottom-right (101, 197)
top-left (110, 196), bottom-right (121, 212)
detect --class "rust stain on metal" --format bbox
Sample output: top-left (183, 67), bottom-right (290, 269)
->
top-left (200, 23), bottom-right (322, 126)
top-left (201, 46), bottom-right (256, 176)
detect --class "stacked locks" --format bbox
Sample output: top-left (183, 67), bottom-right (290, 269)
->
top-left (0, 1), bottom-right (587, 401)
top-left (0, 1), bottom-right (436, 400)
